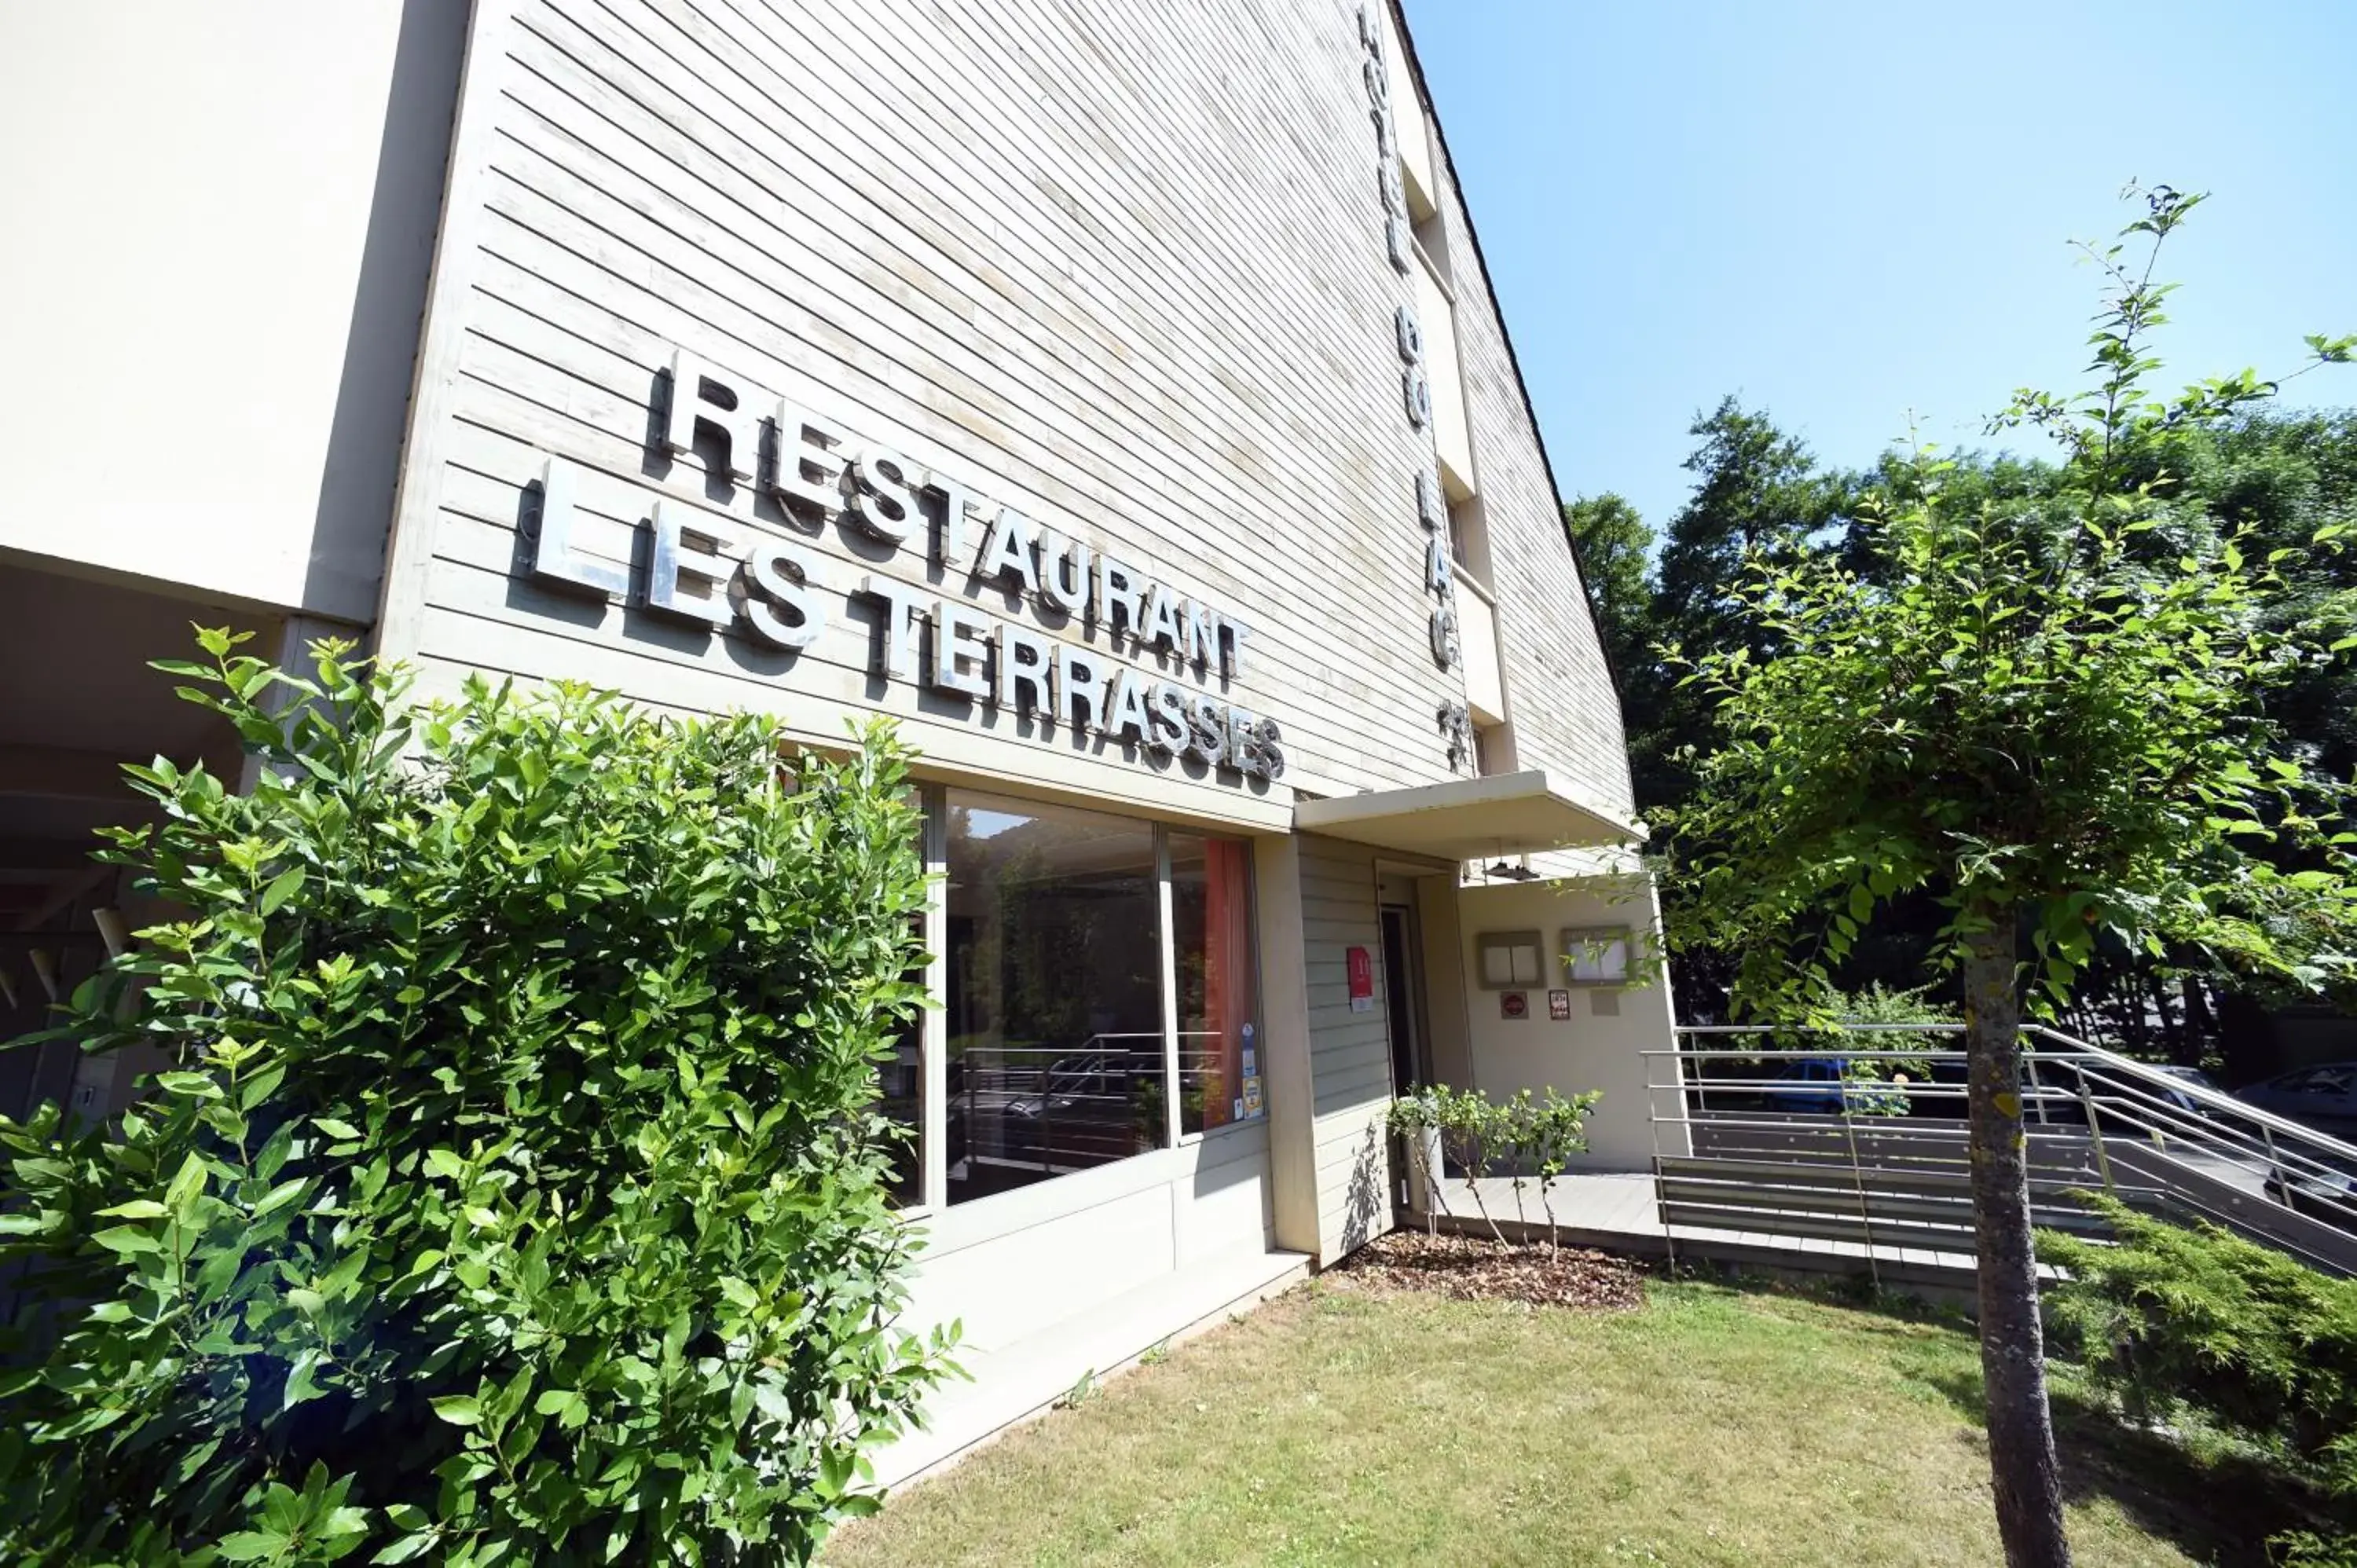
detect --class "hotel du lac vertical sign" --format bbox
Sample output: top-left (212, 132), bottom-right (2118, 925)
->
top-left (1356, 5), bottom-right (1473, 773)
top-left (523, 351), bottom-right (1287, 788)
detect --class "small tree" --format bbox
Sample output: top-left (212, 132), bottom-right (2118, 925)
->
top-left (1661, 187), bottom-right (2356, 1568)
top-left (0, 635), bottom-right (953, 1565)
top-left (1523, 1090), bottom-right (1601, 1256)
top-left (1435, 1086), bottom-right (1509, 1249)
top-left (1502, 1089), bottom-right (1538, 1230)
top-left (1384, 1085), bottom-right (1446, 1235)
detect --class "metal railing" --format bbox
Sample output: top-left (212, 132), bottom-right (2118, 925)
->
top-left (1646, 1022), bottom-right (2357, 1280)
top-left (954, 1031), bottom-right (1230, 1176)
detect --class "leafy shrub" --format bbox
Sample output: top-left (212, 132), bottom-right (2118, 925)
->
top-left (2042, 1196), bottom-right (2357, 1469)
top-left (1735, 983), bottom-right (1953, 1118)
top-left (2275, 1530), bottom-right (2357, 1568)
top-left (2043, 1197), bottom-right (2357, 1560)
top-left (1385, 1084), bottom-right (1600, 1250)
top-left (1385, 1086), bottom-right (1446, 1233)
top-left (0, 634), bottom-right (953, 1565)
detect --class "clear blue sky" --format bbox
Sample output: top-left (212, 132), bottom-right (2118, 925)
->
top-left (1400, 0), bottom-right (2357, 537)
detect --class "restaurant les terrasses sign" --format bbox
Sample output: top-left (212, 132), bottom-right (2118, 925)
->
top-left (523, 349), bottom-right (1285, 786)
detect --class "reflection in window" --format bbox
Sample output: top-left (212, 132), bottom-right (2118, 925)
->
top-left (945, 793), bottom-right (1166, 1206)
top-left (878, 987), bottom-right (922, 1206)
top-left (1171, 833), bottom-right (1259, 1134)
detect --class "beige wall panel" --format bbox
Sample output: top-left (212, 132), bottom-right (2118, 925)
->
top-left (1175, 1130), bottom-right (1278, 1265)
top-left (1413, 256), bottom-right (1475, 489)
top-left (1417, 870), bottom-right (1476, 1088)
top-left (1298, 835), bottom-right (1397, 1259)
top-left (1454, 879), bottom-right (1686, 1168)
top-left (1420, 120), bottom-right (1637, 822)
top-left (902, 1185), bottom-right (1173, 1354)
top-left (1376, 2), bottom-right (1439, 209)
top-left (896, 1128), bottom-right (1271, 1350)
top-left (1458, 581), bottom-right (1508, 723)
top-left (1253, 834), bottom-right (1324, 1258)
top-left (0, 2), bottom-right (462, 621)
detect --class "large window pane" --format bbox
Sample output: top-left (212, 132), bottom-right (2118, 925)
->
top-left (877, 944), bottom-right (922, 1207)
top-left (945, 791), bottom-right (1166, 1205)
top-left (1171, 833), bottom-right (1262, 1135)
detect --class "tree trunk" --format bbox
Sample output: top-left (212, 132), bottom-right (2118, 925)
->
top-left (2146, 968), bottom-right (2181, 1064)
top-left (2180, 973), bottom-right (2216, 1069)
top-left (1961, 920), bottom-right (2072, 1568)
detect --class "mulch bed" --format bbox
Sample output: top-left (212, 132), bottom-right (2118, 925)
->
top-left (1327, 1228), bottom-right (1647, 1312)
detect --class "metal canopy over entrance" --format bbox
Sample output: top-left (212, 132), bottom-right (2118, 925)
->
top-left (1292, 769), bottom-right (1643, 862)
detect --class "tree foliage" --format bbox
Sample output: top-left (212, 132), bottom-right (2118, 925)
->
top-left (0, 635), bottom-right (951, 1565)
top-left (1563, 492), bottom-right (1655, 682)
top-left (1582, 200), bottom-right (2357, 1051)
top-left (1662, 186), bottom-right (2357, 1013)
top-left (1650, 184), bottom-right (2355, 1568)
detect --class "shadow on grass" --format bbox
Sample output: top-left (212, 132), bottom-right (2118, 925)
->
top-left (1659, 1264), bottom-right (2341, 1563)
top-left (1655, 1256), bottom-right (1977, 1331)
top-left (1909, 1361), bottom-right (2338, 1565)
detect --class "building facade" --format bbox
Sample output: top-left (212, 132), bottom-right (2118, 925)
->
top-left (0, 0), bottom-right (1679, 1478)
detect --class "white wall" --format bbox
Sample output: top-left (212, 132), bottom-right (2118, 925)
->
top-left (1454, 877), bottom-right (1684, 1169)
top-left (899, 1124), bottom-right (1271, 1353)
top-left (0, 2), bottom-right (464, 621)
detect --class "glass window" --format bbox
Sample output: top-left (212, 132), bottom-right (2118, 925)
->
top-left (944, 792), bottom-right (1166, 1206)
top-left (1171, 833), bottom-right (1260, 1134)
top-left (878, 983), bottom-right (922, 1206)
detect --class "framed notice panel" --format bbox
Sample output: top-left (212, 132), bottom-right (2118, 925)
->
top-left (1560, 926), bottom-right (1633, 987)
top-left (1476, 930), bottom-right (1544, 990)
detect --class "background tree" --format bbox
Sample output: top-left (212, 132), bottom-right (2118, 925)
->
top-left (1595, 387), bottom-right (2357, 1064)
top-left (1658, 186), bottom-right (2356, 1567)
top-left (1563, 492), bottom-right (1654, 682)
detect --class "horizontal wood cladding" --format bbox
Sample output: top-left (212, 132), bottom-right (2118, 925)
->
top-left (383, 0), bottom-right (1633, 829)
top-left (1296, 835), bottom-right (1395, 1258)
top-left (1409, 44), bottom-right (1637, 822)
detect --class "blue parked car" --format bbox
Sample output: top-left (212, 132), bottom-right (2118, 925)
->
top-left (1762, 1057), bottom-right (1908, 1117)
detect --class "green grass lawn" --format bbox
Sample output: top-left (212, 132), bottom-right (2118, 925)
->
top-left (825, 1277), bottom-right (2316, 1567)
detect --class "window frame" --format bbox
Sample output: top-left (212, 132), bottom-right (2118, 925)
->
top-left (905, 787), bottom-right (1266, 1218)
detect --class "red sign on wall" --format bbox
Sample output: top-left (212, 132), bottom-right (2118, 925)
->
top-left (1347, 946), bottom-right (1374, 1013)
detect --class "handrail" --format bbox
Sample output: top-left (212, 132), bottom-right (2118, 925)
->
top-left (1667, 1018), bottom-right (2357, 1166)
top-left (1674, 1022), bottom-right (1967, 1033)
top-left (1650, 1020), bottom-right (2357, 1262)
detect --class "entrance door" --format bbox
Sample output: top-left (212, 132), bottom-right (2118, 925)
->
top-left (1380, 904), bottom-right (1428, 1094)
top-left (1380, 903), bottom-right (1433, 1213)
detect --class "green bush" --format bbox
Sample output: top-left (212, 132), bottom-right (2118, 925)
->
top-left (2042, 1196), bottom-right (2357, 1471)
top-left (2044, 1197), bottom-right (2357, 1559)
top-left (1385, 1084), bottom-right (1600, 1250)
top-left (0, 633), bottom-right (953, 1565)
